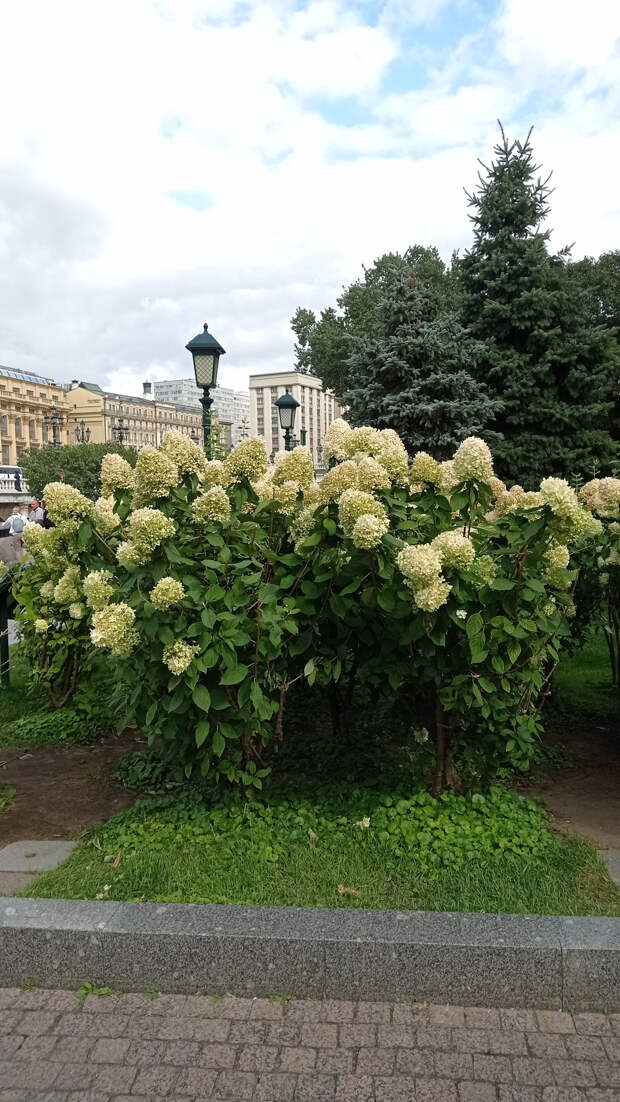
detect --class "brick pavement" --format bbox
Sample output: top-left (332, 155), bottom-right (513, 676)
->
top-left (0, 987), bottom-right (619, 1100)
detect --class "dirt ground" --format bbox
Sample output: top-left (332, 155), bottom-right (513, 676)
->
top-left (0, 730), bottom-right (143, 845)
top-left (521, 716), bottom-right (620, 848)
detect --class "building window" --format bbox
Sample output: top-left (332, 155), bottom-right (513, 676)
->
top-left (2, 444), bottom-right (10, 464)
top-left (15, 417), bottom-right (23, 438)
top-left (29, 419), bottom-right (36, 439)
top-left (42, 423), bottom-right (49, 443)
top-left (13, 387), bottom-right (21, 395)
top-left (0, 416), bottom-right (7, 436)
top-left (39, 392), bottom-right (47, 399)
top-left (26, 390), bottom-right (34, 397)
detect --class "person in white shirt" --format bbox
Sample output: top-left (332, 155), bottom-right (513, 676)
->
top-left (28, 499), bottom-right (44, 524)
top-left (1, 507), bottom-right (27, 535)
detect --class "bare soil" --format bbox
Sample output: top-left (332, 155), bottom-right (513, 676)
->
top-left (521, 716), bottom-right (620, 848)
top-left (0, 731), bottom-right (143, 845)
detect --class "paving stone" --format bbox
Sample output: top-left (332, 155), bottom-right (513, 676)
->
top-left (279, 1045), bottom-right (316, 1072)
top-left (474, 1054), bottom-right (514, 1082)
top-left (294, 1072), bottom-right (336, 1100)
top-left (601, 1037), bottom-right (620, 1061)
top-left (438, 1051), bottom-right (474, 1079)
top-left (125, 1039), bottom-right (168, 1065)
top-left (266, 1023), bottom-right (302, 1046)
top-left (50, 1037), bottom-right (95, 1063)
top-left (317, 1048), bottom-right (354, 1075)
top-left (250, 997), bottom-right (285, 1020)
top-left (429, 1004), bottom-right (465, 1027)
top-left (300, 1022), bottom-right (338, 1048)
top-left (498, 1088), bottom-right (543, 1102)
top-left (90, 1037), bottom-right (131, 1063)
top-left (502, 1010), bottom-right (539, 1033)
top-left (466, 1007), bottom-right (502, 1030)
top-left (174, 1066), bottom-right (219, 1094)
top-left (512, 1057), bottom-right (556, 1085)
top-left (542, 1090), bottom-right (587, 1101)
top-left (131, 1065), bottom-right (181, 1095)
top-left (335, 1074), bottom-right (375, 1101)
top-left (591, 1061), bottom-right (620, 1087)
top-left (15, 1010), bottom-right (59, 1034)
top-left (396, 1047), bottom-right (436, 1076)
top-left (213, 1069), bottom-right (257, 1098)
top-left (528, 1033), bottom-right (569, 1058)
top-left (14, 1033), bottom-right (58, 1060)
top-left (90, 1063), bottom-right (137, 1093)
top-left (0, 871), bottom-right (37, 894)
top-left (0, 988), bottom-right (20, 1009)
top-left (0, 1031), bottom-right (24, 1059)
top-left (254, 1072), bottom-right (298, 1100)
top-left (416, 1078), bottom-right (458, 1101)
top-left (355, 1047), bottom-right (395, 1075)
top-left (537, 1012), bottom-right (576, 1035)
top-left (0, 839), bottom-right (76, 871)
top-left (565, 1037), bottom-right (606, 1061)
top-left (460, 1083), bottom-right (498, 1101)
top-left (338, 1023), bottom-right (376, 1047)
top-left (218, 996), bottom-right (254, 1020)
top-left (237, 1044), bottom-right (279, 1072)
top-left (197, 1042), bottom-right (237, 1068)
top-left (54, 1061), bottom-right (97, 1091)
top-left (162, 1040), bottom-right (202, 1065)
top-left (573, 1014), bottom-right (612, 1036)
top-left (377, 1023), bottom-right (417, 1048)
top-left (355, 1001), bottom-right (391, 1023)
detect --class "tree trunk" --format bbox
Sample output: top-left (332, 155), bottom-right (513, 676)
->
top-left (432, 694), bottom-right (461, 796)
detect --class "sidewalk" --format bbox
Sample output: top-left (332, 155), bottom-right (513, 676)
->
top-left (0, 987), bottom-right (619, 1100)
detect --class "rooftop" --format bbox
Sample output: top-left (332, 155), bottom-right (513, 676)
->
top-left (0, 366), bottom-right (56, 385)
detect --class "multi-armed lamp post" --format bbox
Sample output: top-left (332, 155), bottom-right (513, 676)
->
top-left (185, 323), bottom-right (226, 459)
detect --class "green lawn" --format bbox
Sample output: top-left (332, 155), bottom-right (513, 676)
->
top-left (26, 786), bottom-right (620, 916)
top-left (551, 629), bottom-right (619, 721)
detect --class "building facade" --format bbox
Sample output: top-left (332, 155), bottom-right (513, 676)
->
top-left (65, 382), bottom-right (203, 449)
top-left (153, 380), bottom-right (250, 448)
top-left (0, 366), bottom-right (69, 466)
top-left (249, 371), bottom-right (341, 467)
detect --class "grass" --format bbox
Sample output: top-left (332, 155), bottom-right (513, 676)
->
top-left (551, 629), bottom-right (619, 721)
top-left (26, 788), bottom-right (620, 916)
top-left (0, 785), bottom-right (15, 816)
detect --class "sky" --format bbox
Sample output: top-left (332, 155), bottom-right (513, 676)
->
top-left (1, 0), bottom-right (619, 398)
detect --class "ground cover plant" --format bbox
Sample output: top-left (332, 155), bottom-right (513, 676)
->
top-left (0, 785), bottom-right (15, 816)
top-left (12, 423), bottom-right (619, 796)
top-left (28, 785), bottom-right (620, 916)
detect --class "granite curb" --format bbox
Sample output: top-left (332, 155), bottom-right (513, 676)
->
top-left (1, 898), bottom-right (619, 1010)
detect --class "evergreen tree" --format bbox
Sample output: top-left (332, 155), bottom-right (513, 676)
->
top-left (460, 124), bottom-right (617, 486)
top-left (291, 246), bottom-right (457, 398)
top-left (343, 266), bottom-right (498, 457)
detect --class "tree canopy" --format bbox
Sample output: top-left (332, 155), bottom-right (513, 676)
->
top-left (21, 442), bottom-right (138, 501)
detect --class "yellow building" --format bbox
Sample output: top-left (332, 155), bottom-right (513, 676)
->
top-left (65, 381), bottom-right (203, 448)
top-left (0, 366), bottom-right (69, 465)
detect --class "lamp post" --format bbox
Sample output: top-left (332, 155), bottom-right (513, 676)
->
top-left (185, 323), bottom-right (226, 459)
top-left (112, 417), bottom-right (129, 445)
top-left (274, 391), bottom-right (300, 452)
top-left (74, 420), bottom-right (91, 444)
top-left (43, 405), bottom-right (64, 447)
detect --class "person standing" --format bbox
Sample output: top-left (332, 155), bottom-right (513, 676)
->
top-left (28, 499), bottom-right (44, 524)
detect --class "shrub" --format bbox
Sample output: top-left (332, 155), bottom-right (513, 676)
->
top-left (13, 425), bottom-right (613, 793)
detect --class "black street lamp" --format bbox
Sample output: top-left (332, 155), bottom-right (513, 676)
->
top-left (112, 417), bottom-right (129, 445)
top-left (74, 420), bottom-right (91, 444)
top-left (185, 322), bottom-right (226, 459)
top-left (43, 404), bottom-right (64, 447)
top-left (274, 391), bottom-right (300, 452)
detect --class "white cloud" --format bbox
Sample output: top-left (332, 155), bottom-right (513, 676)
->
top-left (0, 0), bottom-right (618, 400)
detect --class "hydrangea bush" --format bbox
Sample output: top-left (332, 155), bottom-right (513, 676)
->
top-left (14, 424), bottom-right (615, 791)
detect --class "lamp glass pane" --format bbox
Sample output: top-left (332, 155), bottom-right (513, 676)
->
top-left (279, 406), bottom-right (295, 429)
top-left (194, 353), bottom-right (215, 386)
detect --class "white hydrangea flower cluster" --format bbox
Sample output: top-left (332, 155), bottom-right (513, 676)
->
top-left (43, 482), bottom-right (93, 527)
top-left (100, 453), bottom-right (134, 497)
top-left (438, 460), bottom-right (458, 495)
top-left (40, 580), bottom-right (54, 598)
top-left (410, 452), bottom-right (440, 485)
top-left (150, 577), bottom-right (185, 610)
top-left (161, 430), bottom-right (208, 477)
top-left (35, 619), bottom-right (49, 634)
top-left (317, 460), bottom-right (358, 504)
top-left (272, 446), bottom-right (314, 488)
top-left (355, 456), bottom-right (391, 492)
top-left (53, 565), bottom-right (82, 606)
top-left (117, 508), bottom-right (175, 567)
top-left (375, 440), bottom-right (409, 485)
top-left (201, 460), bottom-right (230, 487)
top-left (472, 554), bottom-right (497, 588)
top-left (83, 570), bottom-right (115, 611)
top-left (579, 477), bottom-right (620, 519)
top-left (162, 640), bottom-right (199, 676)
top-left (352, 513), bottom-right (389, 549)
top-left (397, 542), bottom-right (452, 612)
top-left (431, 530), bottom-right (476, 570)
top-left (302, 481), bottom-right (321, 505)
top-left (93, 495), bottom-right (121, 534)
top-left (544, 544), bottom-right (571, 589)
top-left (290, 504), bottom-right (318, 547)
top-left (273, 480), bottom-right (300, 515)
top-left (540, 477), bottom-right (603, 543)
top-left (344, 426), bottom-right (381, 457)
top-left (452, 437), bottom-right (494, 483)
top-left (323, 418), bottom-right (352, 462)
top-left (192, 486), bottom-right (232, 525)
top-left (69, 602), bottom-right (85, 620)
top-left (132, 447), bottom-right (179, 506)
top-left (224, 437), bottom-right (268, 482)
top-left (540, 477), bottom-right (579, 518)
top-left (90, 602), bottom-right (138, 657)
top-left (338, 489), bottom-right (388, 535)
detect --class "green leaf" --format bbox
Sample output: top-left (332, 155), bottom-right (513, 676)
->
top-left (221, 664), bottom-right (249, 685)
top-left (212, 730), bottom-right (225, 757)
top-left (195, 721), bottom-right (210, 747)
top-left (145, 702), bottom-right (157, 726)
top-left (492, 577), bottom-right (515, 591)
top-left (192, 684), bottom-right (211, 712)
top-left (466, 612), bottom-right (484, 638)
top-left (163, 541), bottom-right (184, 563)
top-left (377, 588), bottom-right (395, 612)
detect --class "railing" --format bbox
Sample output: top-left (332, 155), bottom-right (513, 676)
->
top-left (0, 472), bottom-right (29, 495)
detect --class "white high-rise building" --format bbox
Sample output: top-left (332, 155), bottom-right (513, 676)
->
top-left (152, 379), bottom-right (250, 448)
top-left (249, 371), bottom-right (341, 467)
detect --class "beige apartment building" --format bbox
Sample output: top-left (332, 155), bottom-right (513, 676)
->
top-left (0, 366), bottom-right (69, 465)
top-left (249, 371), bottom-right (341, 467)
top-left (65, 381), bottom-right (204, 448)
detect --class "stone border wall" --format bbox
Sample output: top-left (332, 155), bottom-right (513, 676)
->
top-left (1, 898), bottom-right (619, 1010)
